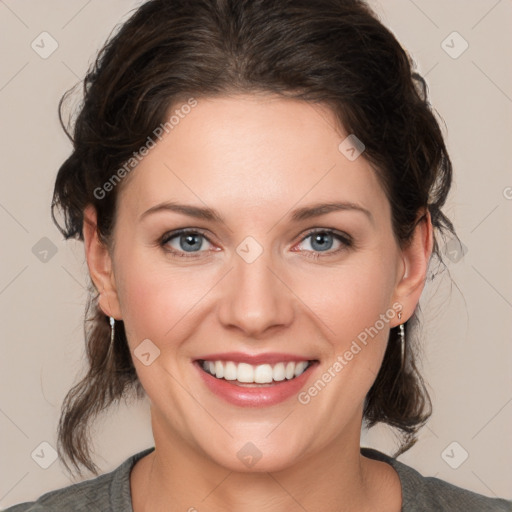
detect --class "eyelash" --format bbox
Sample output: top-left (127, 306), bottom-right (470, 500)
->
top-left (159, 228), bottom-right (353, 260)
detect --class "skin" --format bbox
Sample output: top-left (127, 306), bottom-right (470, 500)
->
top-left (83, 94), bottom-right (433, 512)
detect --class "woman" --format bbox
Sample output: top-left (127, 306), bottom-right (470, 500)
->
top-left (5, 0), bottom-right (511, 510)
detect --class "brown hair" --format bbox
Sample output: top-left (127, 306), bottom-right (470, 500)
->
top-left (52, 0), bottom-right (459, 477)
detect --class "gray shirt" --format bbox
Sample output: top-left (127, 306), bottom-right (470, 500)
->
top-left (4, 446), bottom-right (512, 511)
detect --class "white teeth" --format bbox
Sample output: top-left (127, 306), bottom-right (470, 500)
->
top-left (285, 361), bottom-right (295, 379)
top-left (273, 362), bottom-right (286, 381)
top-left (294, 361), bottom-right (308, 377)
top-left (201, 359), bottom-right (312, 383)
top-left (215, 361), bottom-right (224, 379)
top-left (254, 364), bottom-right (273, 383)
top-left (237, 363), bottom-right (254, 383)
top-left (223, 361), bottom-right (237, 380)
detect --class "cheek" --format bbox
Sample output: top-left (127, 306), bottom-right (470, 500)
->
top-left (313, 256), bottom-right (397, 344)
top-left (296, 260), bottom-right (397, 417)
top-left (114, 252), bottom-right (211, 348)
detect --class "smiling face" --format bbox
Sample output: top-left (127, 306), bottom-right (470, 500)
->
top-left (84, 93), bottom-right (431, 473)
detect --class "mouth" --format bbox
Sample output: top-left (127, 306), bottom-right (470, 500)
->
top-left (196, 359), bottom-right (316, 386)
top-left (193, 356), bottom-right (320, 407)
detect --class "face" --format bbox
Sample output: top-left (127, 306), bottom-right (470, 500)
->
top-left (87, 94), bottom-right (430, 472)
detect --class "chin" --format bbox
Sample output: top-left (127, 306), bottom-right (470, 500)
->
top-left (200, 436), bottom-right (307, 474)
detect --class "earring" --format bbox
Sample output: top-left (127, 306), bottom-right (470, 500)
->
top-left (397, 311), bottom-right (405, 371)
top-left (109, 316), bottom-right (115, 353)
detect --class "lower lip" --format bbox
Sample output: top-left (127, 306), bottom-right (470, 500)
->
top-left (194, 361), bottom-right (318, 407)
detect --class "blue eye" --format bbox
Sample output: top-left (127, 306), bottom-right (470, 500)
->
top-left (297, 229), bottom-right (352, 260)
top-left (159, 228), bottom-right (352, 259)
top-left (160, 229), bottom-right (212, 257)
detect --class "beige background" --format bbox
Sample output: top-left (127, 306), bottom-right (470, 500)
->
top-left (1, 0), bottom-right (511, 508)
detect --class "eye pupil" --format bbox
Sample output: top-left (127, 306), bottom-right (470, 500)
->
top-left (181, 234), bottom-right (202, 251)
top-left (311, 232), bottom-right (333, 251)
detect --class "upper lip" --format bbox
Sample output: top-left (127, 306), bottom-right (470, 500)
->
top-left (195, 352), bottom-right (318, 365)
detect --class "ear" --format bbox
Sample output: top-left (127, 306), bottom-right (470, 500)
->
top-left (390, 208), bottom-right (434, 326)
top-left (83, 204), bottom-right (123, 320)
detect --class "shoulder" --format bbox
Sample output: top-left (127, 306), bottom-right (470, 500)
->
top-left (361, 447), bottom-right (512, 512)
top-left (3, 447), bottom-right (155, 512)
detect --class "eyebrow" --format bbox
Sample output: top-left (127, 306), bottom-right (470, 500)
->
top-left (139, 200), bottom-right (374, 224)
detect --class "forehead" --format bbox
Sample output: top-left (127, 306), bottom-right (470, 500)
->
top-left (117, 94), bottom-right (389, 223)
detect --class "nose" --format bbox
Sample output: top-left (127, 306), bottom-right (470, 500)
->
top-left (217, 246), bottom-right (295, 338)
